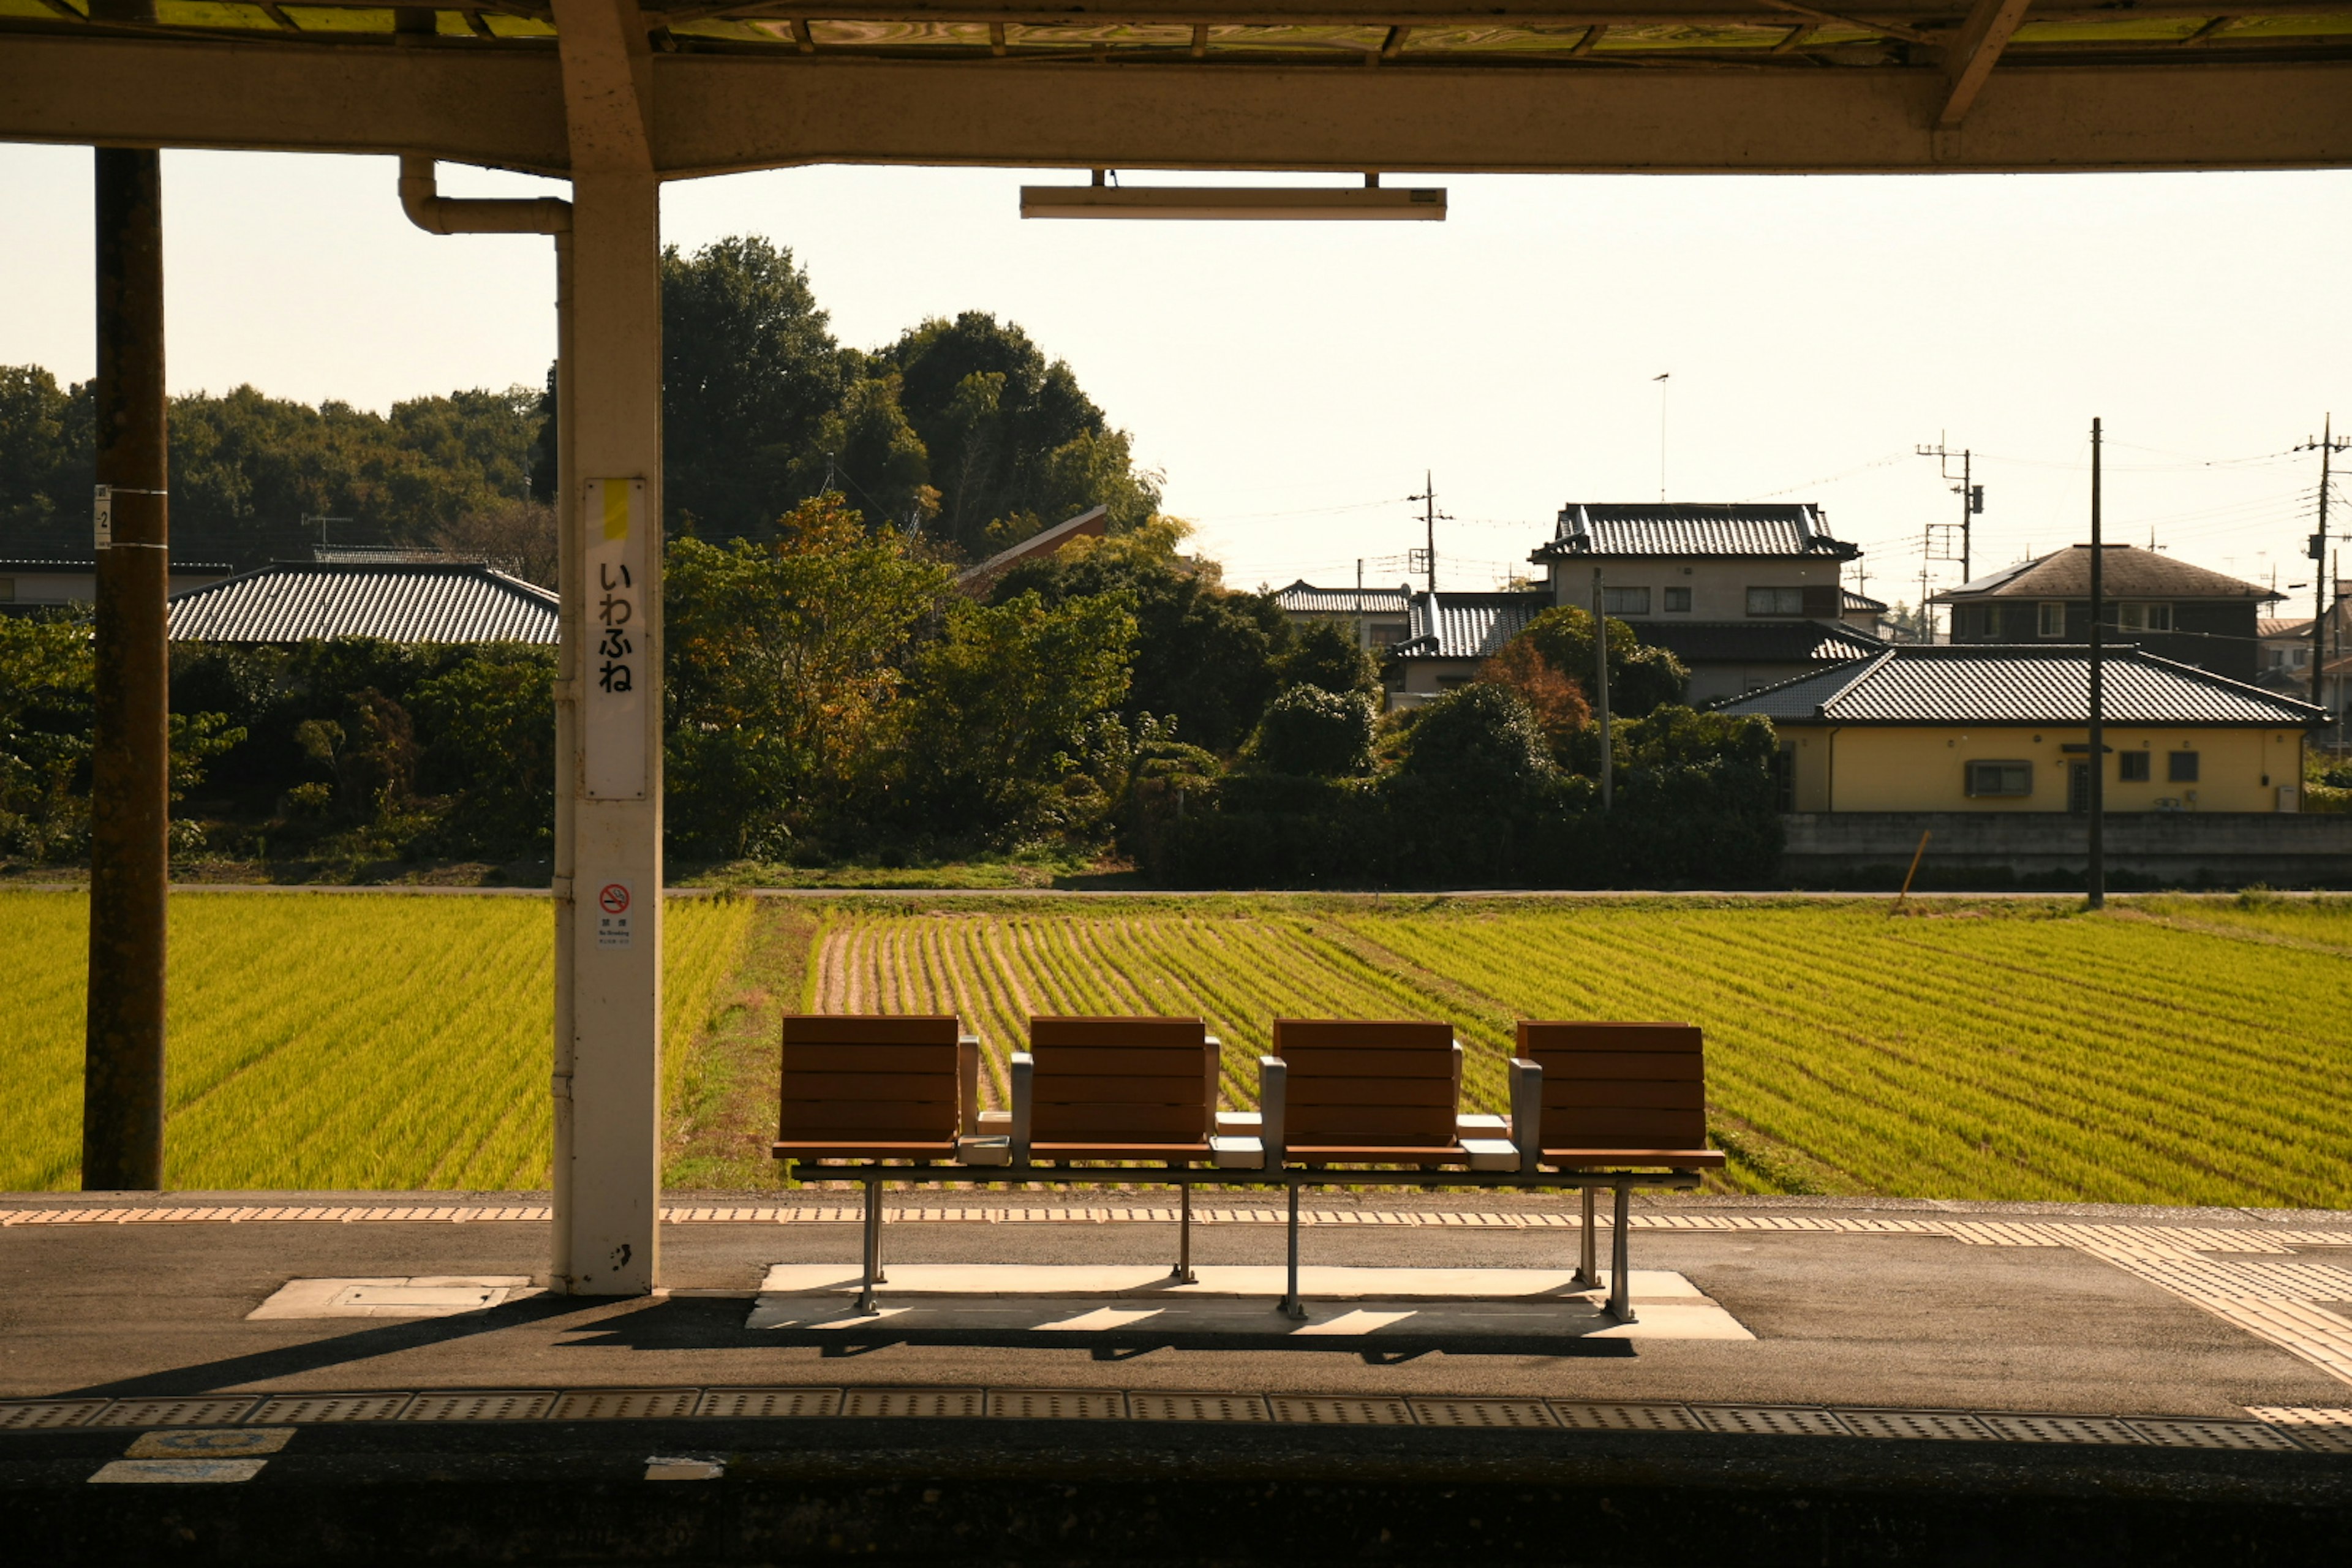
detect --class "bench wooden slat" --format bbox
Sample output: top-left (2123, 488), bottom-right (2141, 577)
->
top-left (1276, 1077), bottom-right (1459, 1107)
top-left (1287, 1144), bottom-right (1469, 1163)
top-left (782, 1014), bottom-right (960, 1046)
top-left (782, 1071), bottom-right (969, 1101)
top-left (1030, 1142), bottom-right (1214, 1160)
top-left (1031, 1074), bottom-right (1209, 1102)
top-left (1034, 1103), bottom-right (1210, 1137)
top-left (1535, 1052), bottom-right (1702, 1082)
top-left (1544, 1108), bottom-right (1705, 1141)
top-left (782, 1042), bottom-right (959, 1076)
top-left (1542, 1080), bottom-right (1703, 1112)
top-left (1031, 1016), bottom-right (1207, 1049)
top-left (1542, 1147), bottom-right (1727, 1170)
top-left (1282, 1050), bottom-right (1455, 1080)
top-left (1519, 1022), bottom-right (1702, 1053)
top-left (775, 1140), bottom-right (959, 1159)
top-left (1272, 1020), bottom-right (1454, 1051)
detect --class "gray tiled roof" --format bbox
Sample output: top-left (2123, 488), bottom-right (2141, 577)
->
top-left (1275, 580), bottom-right (1412, 616)
top-left (1933, 545), bottom-right (2277, 603)
top-left (1534, 503), bottom-right (1860, 562)
top-left (1393, 589), bottom-right (1551, 662)
top-left (1635, 619), bottom-right (1883, 668)
top-left (168, 561), bottom-right (559, 645)
top-left (1714, 645), bottom-right (2323, 726)
top-left (1842, 587), bottom-right (1887, 614)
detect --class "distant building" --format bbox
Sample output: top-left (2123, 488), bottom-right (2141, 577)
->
top-left (167, 560), bottom-right (558, 645)
top-left (2257, 615), bottom-right (2314, 694)
top-left (1528, 502), bottom-right (1882, 704)
top-left (1931, 545), bottom-right (2280, 684)
top-left (1, 556), bottom-right (233, 615)
top-left (1385, 587), bottom-right (1551, 702)
top-left (1715, 644), bottom-right (2322, 815)
top-left (1272, 581), bottom-right (1411, 652)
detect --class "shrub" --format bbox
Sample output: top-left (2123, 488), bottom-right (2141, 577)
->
top-left (1246, 684), bottom-right (1377, 777)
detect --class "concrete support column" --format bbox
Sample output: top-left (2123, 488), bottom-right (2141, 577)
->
top-left (551, 167), bottom-right (663, 1295)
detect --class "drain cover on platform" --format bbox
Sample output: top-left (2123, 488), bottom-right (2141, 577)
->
top-left (89, 1398), bottom-right (258, 1428)
top-left (1411, 1398), bottom-right (1558, 1428)
top-left (987, 1389), bottom-right (1128, 1420)
top-left (840, 1387), bottom-right (984, 1419)
top-left (1550, 1403), bottom-right (1703, 1432)
top-left (2126, 1417), bottom-right (2298, 1450)
top-left (399, 1392), bottom-right (556, 1422)
top-left (1695, 1406), bottom-right (1850, 1437)
top-left (1128, 1392), bottom-right (1272, 1422)
top-left (249, 1276), bottom-right (535, 1321)
top-left (1835, 1409), bottom-right (1997, 1442)
top-left (1978, 1413), bottom-right (2145, 1446)
top-left (552, 1390), bottom-right (701, 1422)
top-left (1269, 1395), bottom-right (1415, 1425)
top-left (696, 1387), bottom-right (842, 1419)
top-left (0, 1401), bottom-right (106, 1430)
top-left (252, 1394), bottom-right (414, 1424)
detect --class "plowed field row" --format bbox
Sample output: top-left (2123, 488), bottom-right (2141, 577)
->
top-left (804, 901), bottom-right (2352, 1207)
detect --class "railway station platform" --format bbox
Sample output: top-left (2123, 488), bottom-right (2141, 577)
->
top-left (6, 1191), bottom-right (2351, 1563)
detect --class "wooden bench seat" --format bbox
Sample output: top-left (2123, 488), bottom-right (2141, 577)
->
top-left (1017, 1016), bottom-right (1216, 1163)
top-left (1268, 1019), bottom-right (1467, 1166)
top-left (1514, 1021), bottom-right (1725, 1172)
top-left (774, 1014), bottom-right (970, 1161)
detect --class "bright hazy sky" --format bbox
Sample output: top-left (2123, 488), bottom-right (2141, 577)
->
top-left (4, 145), bottom-right (2348, 615)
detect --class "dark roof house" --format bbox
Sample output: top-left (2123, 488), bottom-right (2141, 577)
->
top-left (1385, 587), bottom-right (1551, 699)
top-left (1932, 545), bottom-right (2279, 683)
top-left (167, 560), bottom-right (559, 645)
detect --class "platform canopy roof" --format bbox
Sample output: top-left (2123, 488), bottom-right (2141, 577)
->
top-left (2, 0), bottom-right (2347, 178)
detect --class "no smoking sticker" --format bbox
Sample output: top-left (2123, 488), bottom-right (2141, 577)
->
top-left (597, 882), bottom-right (633, 948)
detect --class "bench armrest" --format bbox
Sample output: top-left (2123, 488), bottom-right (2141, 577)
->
top-left (1009, 1051), bottom-right (1034, 1166)
top-left (1257, 1055), bottom-right (1286, 1171)
top-left (959, 1035), bottom-right (982, 1136)
top-left (1509, 1057), bottom-right (1543, 1176)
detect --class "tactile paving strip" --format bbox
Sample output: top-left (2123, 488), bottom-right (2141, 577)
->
top-left (552, 1389), bottom-right (701, 1422)
top-left (89, 1398), bottom-right (259, 1428)
top-left (1267, 1396), bottom-right (1415, 1426)
top-left (2125, 1417), bottom-right (2299, 1451)
top-left (1695, 1406), bottom-right (1850, 1438)
top-left (1410, 1398), bottom-right (1558, 1429)
top-left (696, 1387), bottom-right (841, 1419)
top-left (0, 1400), bottom-right (108, 1430)
top-left (1978, 1413), bottom-right (2146, 1446)
top-left (2246, 1406), bottom-right (2352, 1453)
top-left (400, 1392), bottom-right (556, 1422)
top-left (840, 1387), bottom-right (985, 1419)
top-left (1834, 1409), bottom-right (1996, 1442)
top-left (251, 1394), bottom-right (413, 1424)
top-left (987, 1389), bottom-right (1128, 1420)
top-left (1548, 1403), bottom-right (1705, 1432)
top-left (1127, 1392), bottom-right (1272, 1422)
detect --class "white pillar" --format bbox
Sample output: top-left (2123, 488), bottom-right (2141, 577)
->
top-left (551, 165), bottom-right (663, 1295)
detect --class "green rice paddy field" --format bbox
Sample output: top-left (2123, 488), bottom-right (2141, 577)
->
top-left (6, 890), bottom-right (2350, 1206)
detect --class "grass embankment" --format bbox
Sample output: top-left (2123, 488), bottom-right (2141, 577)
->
top-left (7, 891), bottom-right (2346, 1205)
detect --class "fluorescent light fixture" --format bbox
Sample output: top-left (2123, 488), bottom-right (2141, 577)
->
top-left (1020, 185), bottom-right (1446, 221)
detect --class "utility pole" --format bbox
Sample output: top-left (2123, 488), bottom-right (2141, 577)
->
top-left (1653, 373), bottom-right (1670, 502)
top-left (1354, 557), bottom-right (1365, 652)
top-left (2087, 418), bottom-right (2106, 912)
top-left (1593, 567), bottom-right (1613, 813)
top-left (1917, 438), bottom-right (1985, 620)
top-left (2298, 417), bottom-right (2347, 712)
top-left (1406, 473), bottom-right (1445, 594)
top-left (85, 119), bottom-right (171, 1189)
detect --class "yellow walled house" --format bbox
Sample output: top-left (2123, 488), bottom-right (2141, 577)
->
top-left (1716, 646), bottom-right (2325, 815)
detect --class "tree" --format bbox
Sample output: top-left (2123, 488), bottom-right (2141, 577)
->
top-left (877, 312), bottom-right (1158, 557)
top-left (900, 589), bottom-right (1137, 844)
top-left (1514, 603), bottom-right (1690, 719)
top-left (663, 495), bottom-right (954, 858)
top-left (1392, 682), bottom-right (1556, 798)
top-left (661, 236), bottom-right (848, 540)
top-left (785, 372), bottom-right (938, 534)
top-left (1278, 619), bottom-right (1379, 699)
top-left (992, 519), bottom-right (1287, 754)
top-left (0, 366), bottom-right (93, 556)
top-left (432, 499), bottom-right (558, 587)
top-left (1475, 638), bottom-right (1591, 762)
top-left (1246, 684), bottom-right (1377, 777)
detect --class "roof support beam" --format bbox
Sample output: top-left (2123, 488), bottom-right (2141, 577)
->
top-left (4, 38), bottom-right (2350, 175)
top-left (1938, 0), bottom-right (2035, 128)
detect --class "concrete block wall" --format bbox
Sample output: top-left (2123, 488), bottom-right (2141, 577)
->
top-left (1781, 811), bottom-right (2352, 889)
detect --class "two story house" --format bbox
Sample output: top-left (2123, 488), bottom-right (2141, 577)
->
top-left (1529, 502), bottom-right (1884, 703)
top-left (1930, 545), bottom-right (2280, 685)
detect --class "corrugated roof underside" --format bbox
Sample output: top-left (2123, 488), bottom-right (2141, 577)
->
top-left (169, 568), bottom-right (559, 644)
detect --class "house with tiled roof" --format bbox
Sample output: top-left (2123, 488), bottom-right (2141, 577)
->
top-left (1716, 644), bottom-right (2323, 815)
top-left (167, 560), bottom-right (559, 646)
top-left (1930, 545), bottom-right (2280, 684)
top-left (1386, 588), bottom-right (1552, 701)
top-left (1529, 502), bottom-right (1882, 703)
top-left (1272, 580), bottom-right (1413, 652)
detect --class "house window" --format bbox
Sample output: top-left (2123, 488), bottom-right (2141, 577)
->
top-left (1664, 587), bottom-right (1692, 613)
top-left (1602, 587), bottom-right (1651, 616)
top-left (2168, 751), bottom-right (2199, 782)
top-left (1367, 621), bottom-right (1406, 647)
top-left (1966, 761), bottom-right (2034, 797)
top-left (2119, 603), bottom-right (2173, 633)
top-left (1746, 587), bottom-right (1804, 617)
top-left (1774, 744), bottom-right (1796, 812)
top-left (2119, 752), bottom-right (2150, 782)
top-left (1437, 674), bottom-right (1470, 690)
top-left (2037, 602), bottom-right (2067, 638)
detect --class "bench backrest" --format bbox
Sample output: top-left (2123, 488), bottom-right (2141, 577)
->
top-left (1273, 1019), bottom-right (1458, 1149)
top-left (779, 1014), bottom-right (960, 1147)
top-left (1028, 1016), bottom-right (1213, 1147)
top-left (1516, 1021), bottom-right (1706, 1151)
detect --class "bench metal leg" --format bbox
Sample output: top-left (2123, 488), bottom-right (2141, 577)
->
top-left (1607, 1184), bottom-right (1636, 1324)
top-left (856, 1177), bottom-right (882, 1314)
top-left (1280, 1181), bottom-right (1306, 1320)
top-left (1172, 1182), bottom-right (1199, 1284)
top-left (1574, 1186), bottom-right (1598, 1287)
